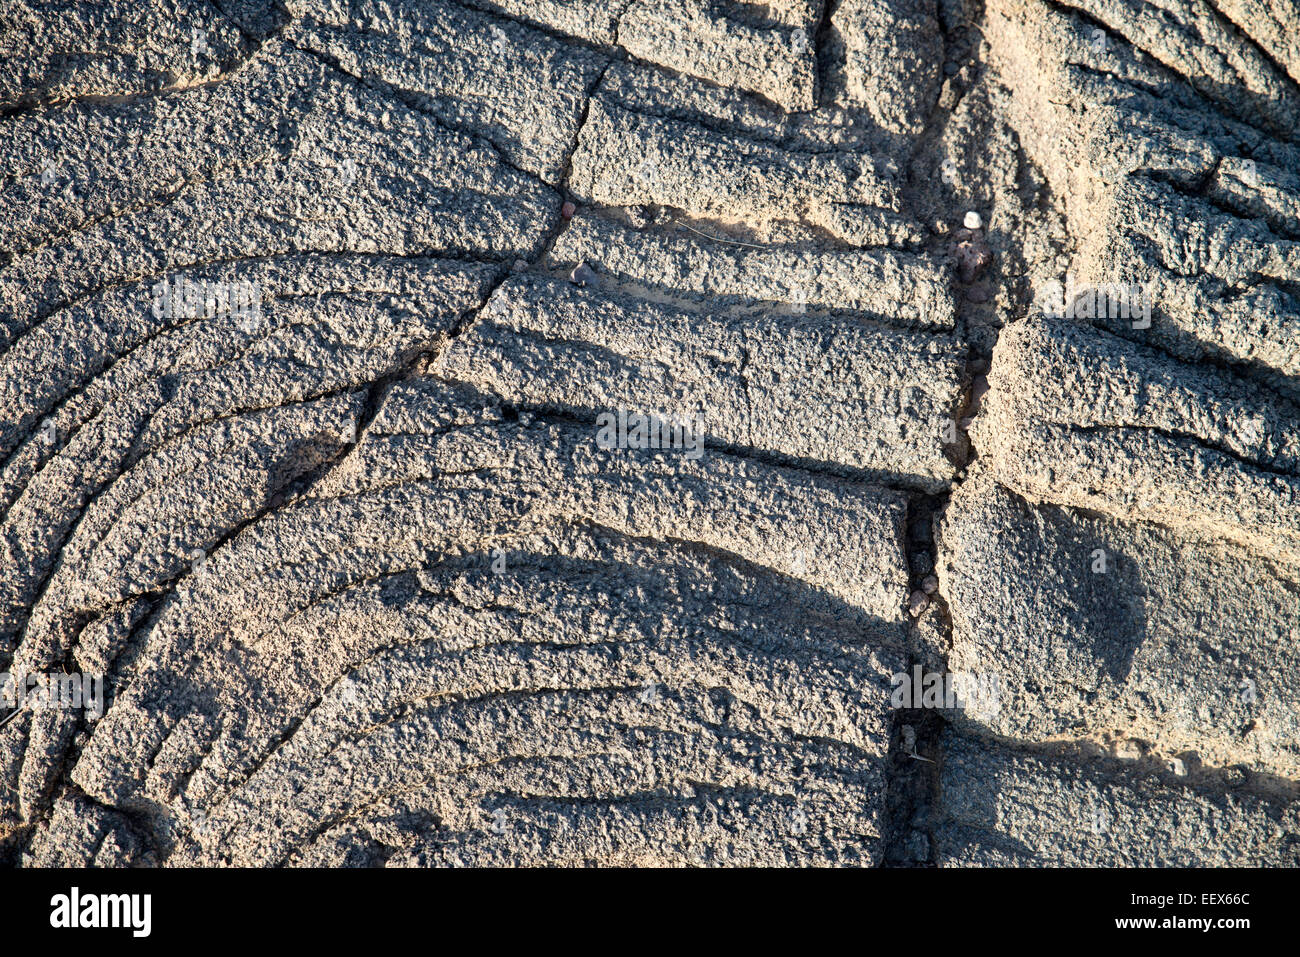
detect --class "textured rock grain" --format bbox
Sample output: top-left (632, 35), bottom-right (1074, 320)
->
top-left (2, 0), bottom-right (1297, 867)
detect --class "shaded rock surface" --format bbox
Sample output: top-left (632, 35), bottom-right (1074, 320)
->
top-left (1, 0), bottom-right (1296, 866)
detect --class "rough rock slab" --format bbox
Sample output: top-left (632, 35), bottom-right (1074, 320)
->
top-left (618, 0), bottom-right (821, 112)
top-left (550, 211), bottom-right (955, 329)
top-left (974, 316), bottom-right (1300, 565)
top-left (568, 97), bottom-right (919, 246)
top-left (0, 40), bottom-right (555, 345)
top-left (5, 0), bottom-right (1300, 870)
top-left (286, 0), bottom-right (607, 182)
top-left (935, 731), bottom-right (1300, 866)
top-left (436, 274), bottom-right (964, 490)
top-left (939, 474), bottom-right (1300, 779)
top-left (63, 380), bottom-right (908, 866)
top-left (986, 0), bottom-right (1300, 395)
top-left (0, 0), bottom-right (253, 109)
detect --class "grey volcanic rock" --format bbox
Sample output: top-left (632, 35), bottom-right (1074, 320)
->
top-left (568, 96), bottom-right (919, 246)
top-left (550, 212), bottom-right (955, 328)
top-left (618, 0), bottom-right (822, 112)
top-left (2, 0), bottom-right (1298, 868)
top-left (461, 0), bottom-right (627, 44)
top-left (437, 274), bottom-right (964, 489)
top-left (974, 317), bottom-right (1300, 564)
top-left (286, 0), bottom-right (607, 182)
top-left (940, 474), bottom-right (1300, 779)
top-left (66, 380), bottom-right (908, 866)
top-left (0, 41), bottom-right (554, 345)
top-left (0, 0), bottom-right (252, 109)
top-left (935, 730), bottom-right (1300, 866)
top-left (984, 0), bottom-right (1300, 394)
top-left (0, 257), bottom-right (497, 654)
top-left (828, 0), bottom-right (943, 141)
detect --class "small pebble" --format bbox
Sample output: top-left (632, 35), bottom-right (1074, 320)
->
top-left (955, 238), bottom-right (991, 282)
top-left (908, 590), bottom-right (930, 617)
top-left (1115, 740), bottom-right (1142, 760)
top-left (511, 259), bottom-right (528, 272)
top-left (560, 201), bottom-right (576, 219)
top-left (570, 262), bottom-right (597, 286)
top-left (964, 210), bottom-right (983, 229)
top-left (922, 575), bottom-right (939, 595)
